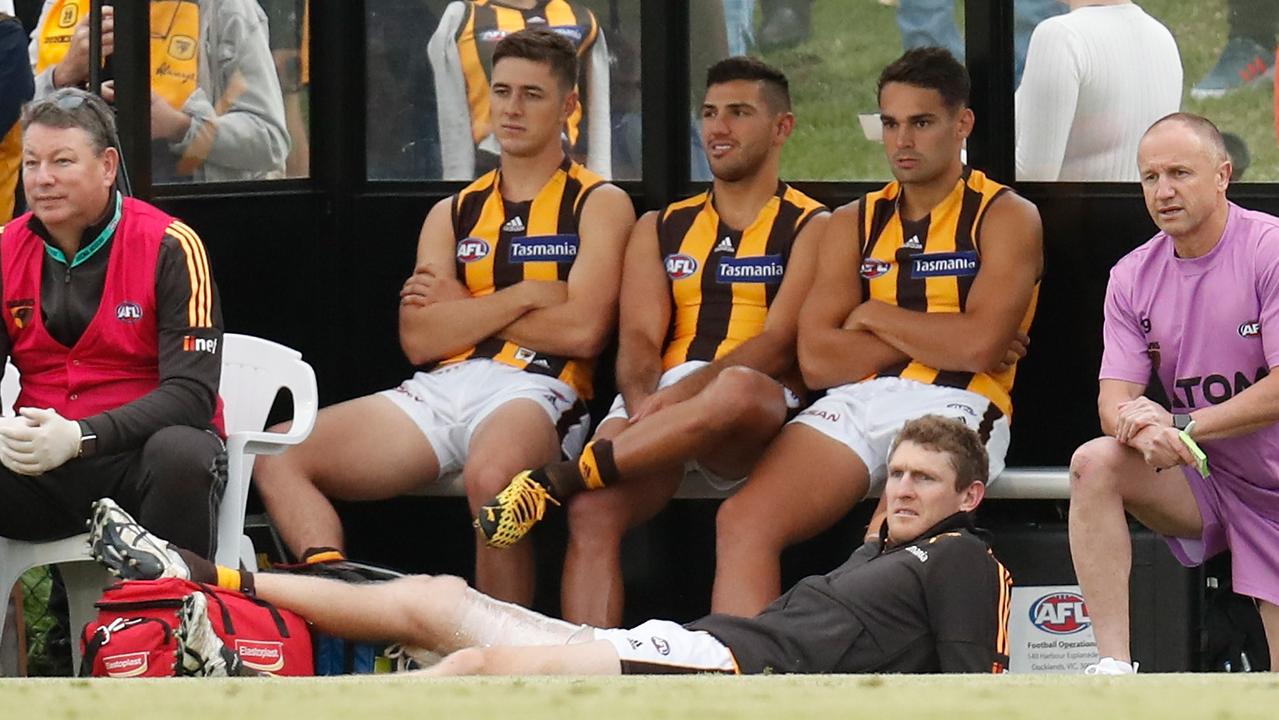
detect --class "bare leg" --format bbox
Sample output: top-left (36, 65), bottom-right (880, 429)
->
top-left (253, 572), bottom-right (583, 654)
top-left (1255, 600), bottom-right (1279, 671)
top-left (253, 395), bottom-right (442, 558)
top-left (464, 400), bottom-right (561, 605)
top-left (561, 369), bottom-right (789, 627)
top-left (712, 424), bottom-right (869, 616)
top-left (422, 640), bottom-right (621, 676)
top-left (609, 367), bottom-right (788, 480)
top-left (561, 418), bottom-right (682, 626)
top-left (1068, 437), bottom-right (1202, 663)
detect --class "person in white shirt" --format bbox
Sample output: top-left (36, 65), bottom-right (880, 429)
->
top-left (1015, 0), bottom-right (1181, 182)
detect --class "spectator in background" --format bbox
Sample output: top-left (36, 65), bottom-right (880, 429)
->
top-left (1193, 0), bottom-right (1278, 99)
top-left (367, 0), bottom-right (441, 179)
top-left (259, 0), bottom-right (309, 177)
top-left (1, 1), bottom-right (34, 222)
top-left (1, 89), bottom-right (225, 558)
top-left (894, 0), bottom-right (1064, 86)
top-left (29, 0), bottom-right (289, 182)
top-left (1015, 0), bottom-right (1181, 182)
top-left (429, 0), bottom-right (611, 180)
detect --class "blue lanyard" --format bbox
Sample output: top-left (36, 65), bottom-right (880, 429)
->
top-left (45, 192), bottom-right (122, 269)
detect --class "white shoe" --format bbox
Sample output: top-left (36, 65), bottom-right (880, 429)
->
top-left (1084, 657), bottom-right (1138, 675)
top-left (87, 498), bottom-right (190, 581)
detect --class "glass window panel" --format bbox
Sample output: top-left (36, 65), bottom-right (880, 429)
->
top-left (151, 0), bottom-right (298, 183)
top-left (366, 0), bottom-right (639, 181)
top-left (1016, 0), bottom-right (1278, 183)
top-left (689, 0), bottom-right (968, 181)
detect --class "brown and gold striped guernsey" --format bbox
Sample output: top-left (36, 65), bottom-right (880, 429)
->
top-left (858, 167), bottom-right (1038, 419)
top-left (455, 0), bottom-right (598, 149)
top-left (659, 183), bottom-right (826, 370)
top-left (441, 156), bottom-right (604, 398)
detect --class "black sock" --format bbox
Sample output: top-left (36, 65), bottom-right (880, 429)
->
top-left (532, 462), bottom-right (579, 500)
top-left (176, 548), bottom-right (218, 584)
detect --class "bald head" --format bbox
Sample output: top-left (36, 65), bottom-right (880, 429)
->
top-left (1142, 113), bottom-right (1229, 165)
top-left (1137, 112), bottom-right (1232, 248)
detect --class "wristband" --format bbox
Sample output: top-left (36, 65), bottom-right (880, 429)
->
top-left (1178, 429), bottom-right (1209, 477)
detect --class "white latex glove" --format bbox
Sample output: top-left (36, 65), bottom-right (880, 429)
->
top-left (0, 416), bottom-right (35, 475)
top-left (0, 408), bottom-right (82, 475)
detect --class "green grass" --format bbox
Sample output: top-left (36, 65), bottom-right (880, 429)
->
top-left (3, 673), bottom-right (1278, 719)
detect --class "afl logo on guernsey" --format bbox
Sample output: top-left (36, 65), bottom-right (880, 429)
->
top-left (860, 259), bottom-right (892, 279)
top-left (115, 302), bottom-right (143, 322)
top-left (457, 238), bottom-right (491, 263)
top-left (717, 255), bottom-right (784, 284)
top-left (665, 254), bottom-right (699, 280)
top-left (509, 235), bottom-right (579, 263)
top-left (1239, 320), bottom-right (1261, 338)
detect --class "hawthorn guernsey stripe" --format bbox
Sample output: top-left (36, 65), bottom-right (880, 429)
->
top-left (859, 167), bottom-right (1038, 418)
top-left (455, 0), bottom-right (598, 148)
top-left (442, 156), bottom-right (604, 398)
top-left (993, 554), bottom-right (1013, 672)
top-left (165, 220), bottom-right (214, 328)
top-left (658, 183), bottom-right (825, 370)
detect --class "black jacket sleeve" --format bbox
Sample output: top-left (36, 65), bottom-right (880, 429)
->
top-left (924, 535), bottom-right (1012, 673)
top-left (81, 229), bottom-right (223, 453)
top-left (0, 16), bottom-right (34, 133)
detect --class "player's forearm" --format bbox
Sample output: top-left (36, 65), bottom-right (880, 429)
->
top-left (399, 288), bottom-right (536, 366)
top-left (615, 335), bottom-right (664, 411)
top-left (709, 329), bottom-right (797, 382)
top-left (856, 303), bottom-right (1011, 374)
top-left (1183, 371), bottom-right (1279, 441)
top-left (797, 325), bottom-right (908, 390)
top-left (498, 300), bottom-right (614, 359)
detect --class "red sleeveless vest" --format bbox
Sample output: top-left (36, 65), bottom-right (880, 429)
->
top-left (1, 198), bottom-right (224, 435)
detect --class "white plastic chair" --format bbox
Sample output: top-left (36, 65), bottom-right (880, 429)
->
top-left (0, 332), bottom-right (317, 674)
top-left (215, 333), bottom-right (318, 570)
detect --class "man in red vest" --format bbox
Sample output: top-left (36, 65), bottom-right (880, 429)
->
top-left (0, 88), bottom-right (225, 558)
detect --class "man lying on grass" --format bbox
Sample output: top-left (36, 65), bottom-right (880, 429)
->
top-left (88, 414), bottom-right (1012, 676)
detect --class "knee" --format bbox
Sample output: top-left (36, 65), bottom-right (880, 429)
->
top-left (463, 464), bottom-right (514, 503)
top-left (391, 574), bottom-right (467, 624)
top-left (142, 427), bottom-right (223, 493)
top-left (698, 368), bottom-right (782, 431)
top-left (1069, 437), bottom-right (1127, 496)
top-left (565, 491), bottom-right (628, 547)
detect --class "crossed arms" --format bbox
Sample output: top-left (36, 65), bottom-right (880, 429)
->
top-left (397, 185), bottom-right (635, 366)
top-left (798, 193), bottom-right (1044, 390)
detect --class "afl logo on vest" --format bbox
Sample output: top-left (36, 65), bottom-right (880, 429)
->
top-left (457, 238), bottom-right (491, 263)
top-left (665, 254), bottom-right (699, 280)
top-left (1029, 591), bottom-right (1091, 635)
top-left (115, 302), bottom-right (143, 322)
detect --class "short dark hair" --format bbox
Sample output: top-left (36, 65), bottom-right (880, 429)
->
top-left (492, 27), bottom-right (578, 93)
top-left (20, 88), bottom-right (117, 155)
top-left (877, 46), bottom-right (970, 111)
top-left (890, 415), bottom-right (988, 492)
top-left (1144, 112), bottom-right (1229, 164)
top-left (706, 56), bottom-right (791, 112)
